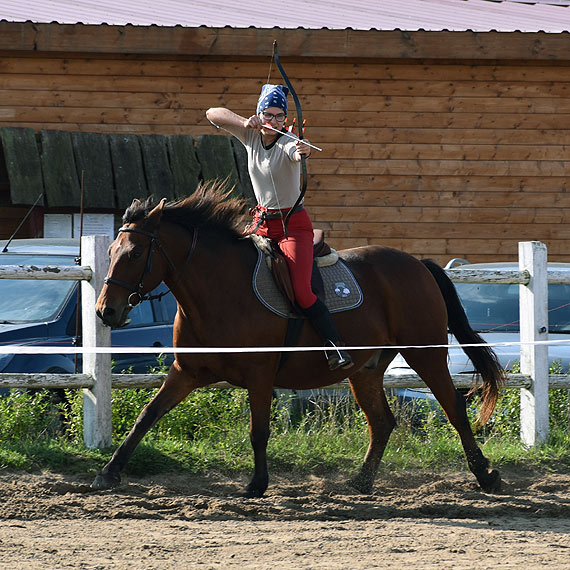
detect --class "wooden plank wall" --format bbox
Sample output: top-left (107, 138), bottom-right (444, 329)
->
top-left (1, 127), bottom-right (253, 213)
top-left (1, 51), bottom-right (569, 265)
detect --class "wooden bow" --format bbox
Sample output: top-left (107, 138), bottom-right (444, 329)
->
top-left (272, 40), bottom-right (307, 238)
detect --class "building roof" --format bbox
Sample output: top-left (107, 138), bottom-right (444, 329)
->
top-left (2, 0), bottom-right (570, 33)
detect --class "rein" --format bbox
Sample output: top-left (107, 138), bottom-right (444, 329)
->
top-left (104, 225), bottom-right (198, 308)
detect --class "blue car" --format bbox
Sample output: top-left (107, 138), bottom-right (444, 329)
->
top-left (0, 238), bottom-right (177, 378)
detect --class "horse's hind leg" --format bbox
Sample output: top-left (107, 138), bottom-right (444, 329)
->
top-left (347, 349), bottom-right (398, 494)
top-left (401, 348), bottom-right (501, 493)
top-left (91, 362), bottom-right (199, 490)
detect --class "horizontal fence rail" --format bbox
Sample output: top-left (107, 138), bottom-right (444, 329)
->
top-left (445, 268), bottom-right (530, 284)
top-left (0, 265), bottom-right (92, 280)
top-left (0, 372), bottom-right (536, 390)
top-left (0, 238), bottom-right (566, 448)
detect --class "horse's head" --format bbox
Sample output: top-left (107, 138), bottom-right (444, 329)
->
top-left (96, 198), bottom-right (167, 328)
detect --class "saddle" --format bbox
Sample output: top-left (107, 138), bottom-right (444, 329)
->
top-left (250, 229), bottom-right (339, 307)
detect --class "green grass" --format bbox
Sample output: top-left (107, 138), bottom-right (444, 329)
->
top-left (0, 384), bottom-right (569, 479)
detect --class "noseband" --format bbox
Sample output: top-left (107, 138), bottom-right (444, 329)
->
top-left (104, 225), bottom-right (198, 307)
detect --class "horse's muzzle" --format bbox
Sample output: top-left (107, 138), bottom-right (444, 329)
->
top-left (96, 306), bottom-right (115, 327)
top-left (96, 306), bottom-right (131, 328)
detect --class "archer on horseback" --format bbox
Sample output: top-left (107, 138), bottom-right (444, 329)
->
top-left (206, 83), bottom-right (353, 371)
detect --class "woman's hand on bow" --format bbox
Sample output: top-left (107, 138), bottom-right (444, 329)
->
top-left (295, 139), bottom-right (312, 160)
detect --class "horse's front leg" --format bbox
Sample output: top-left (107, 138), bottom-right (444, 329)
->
top-left (91, 362), bottom-right (198, 490)
top-left (245, 383), bottom-right (274, 498)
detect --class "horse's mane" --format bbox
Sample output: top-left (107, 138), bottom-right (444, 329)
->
top-left (122, 181), bottom-right (249, 239)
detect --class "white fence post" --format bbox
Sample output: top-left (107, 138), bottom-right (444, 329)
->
top-left (81, 235), bottom-right (112, 449)
top-left (519, 241), bottom-right (549, 446)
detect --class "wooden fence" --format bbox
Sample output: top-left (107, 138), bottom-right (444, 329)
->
top-left (0, 238), bottom-right (565, 449)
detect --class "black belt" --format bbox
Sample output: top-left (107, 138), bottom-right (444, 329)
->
top-left (247, 204), bottom-right (304, 234)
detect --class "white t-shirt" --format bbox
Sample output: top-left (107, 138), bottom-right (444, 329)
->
top-left (222, 124), bottom-right (302, 209)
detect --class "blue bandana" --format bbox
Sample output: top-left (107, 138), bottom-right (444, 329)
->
top-left (256, 84), bottom-right (289, 116)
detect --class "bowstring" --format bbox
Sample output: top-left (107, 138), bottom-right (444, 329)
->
top-left (266, 51), bottom-right (274, 86)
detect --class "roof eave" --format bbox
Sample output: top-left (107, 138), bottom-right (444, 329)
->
top-left (0, 21), bottom-right (569, 60)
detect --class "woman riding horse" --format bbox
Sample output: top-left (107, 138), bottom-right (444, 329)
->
top-left (206, 84), bottom-right (353, 371)
top-left (93, 185), bottom-right (504, 498)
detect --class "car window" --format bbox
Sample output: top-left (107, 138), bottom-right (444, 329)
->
top-left (157, 291), bottom-right (178, 322)
top-left (456, 283), bottom-right (519, 332)
top-left (0, 255), bottom-right (76, 323)
top-left (145, 283), bottom-right (177, 323)
top-left (456, 282), bottom-right (570, 333)
top-left (548, 284), bottom-right (570, 333)
top-left (123, 301), bottom-right (155, 328)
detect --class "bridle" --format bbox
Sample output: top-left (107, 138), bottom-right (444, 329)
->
top-left (104, 225), bottom-right (198, 308)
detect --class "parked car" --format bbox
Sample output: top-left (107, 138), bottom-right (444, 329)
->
top-left (445, 259), bottom-right (570, 373)
top-left (388, 259), bottom-right (570, 401)
top-left (0, 238), bottom-right (177, 381)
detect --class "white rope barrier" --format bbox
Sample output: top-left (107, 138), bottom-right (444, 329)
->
top-left (1, 338), bottom-right (570, 355)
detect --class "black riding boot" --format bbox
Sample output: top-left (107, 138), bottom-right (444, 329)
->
top-left (303, 298), bottom-right (353, 371)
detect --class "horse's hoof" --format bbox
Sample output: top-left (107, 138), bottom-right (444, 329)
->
top-left (91, 471), bottom-right (121, 490)
top-left (478, 469), bottom-right (501, 493)
top-left (244, 484), bottom-right (266, 498)
top-left (348, 474), bottom-right (374, 494)
top-left (244, 474), bottom-right (268, 498)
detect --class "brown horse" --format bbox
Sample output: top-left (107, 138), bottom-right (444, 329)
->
top-left (92, 182), bottom-right (504, 497)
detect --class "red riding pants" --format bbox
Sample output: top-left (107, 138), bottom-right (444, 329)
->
top-left (252, 207), bottom-right (317, 309)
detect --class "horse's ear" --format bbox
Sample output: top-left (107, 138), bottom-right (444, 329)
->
top-left (146, 198), bottom-right (167, 228)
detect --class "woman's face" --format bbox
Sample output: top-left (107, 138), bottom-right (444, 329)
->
top-left (259, 106), bottom-right (287, 133)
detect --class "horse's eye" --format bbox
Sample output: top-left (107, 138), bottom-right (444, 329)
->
top-left (129, 248), bottom-right (143, 261)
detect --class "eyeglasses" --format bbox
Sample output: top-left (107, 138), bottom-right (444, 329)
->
top-left (261, 111), bottom-right (286, 123)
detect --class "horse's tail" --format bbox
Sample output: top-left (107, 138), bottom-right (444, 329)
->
top-left (421, 259), bottom-right (505, 425)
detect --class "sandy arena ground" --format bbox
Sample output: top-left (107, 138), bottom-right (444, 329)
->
top-left (1, 467), bottom-right (570, 569)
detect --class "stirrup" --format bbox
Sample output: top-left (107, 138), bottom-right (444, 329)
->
top-left (324, 340), bottom-right (354, 371)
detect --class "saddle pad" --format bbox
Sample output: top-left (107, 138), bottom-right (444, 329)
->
top-left (252, 244), bottom-right (364, 318)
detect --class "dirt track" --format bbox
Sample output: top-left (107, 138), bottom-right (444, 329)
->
top-left (1, 467), bottom-right (570, 569)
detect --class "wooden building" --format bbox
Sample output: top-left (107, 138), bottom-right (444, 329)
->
top-left (1, 21), bottom-right (570, 264)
